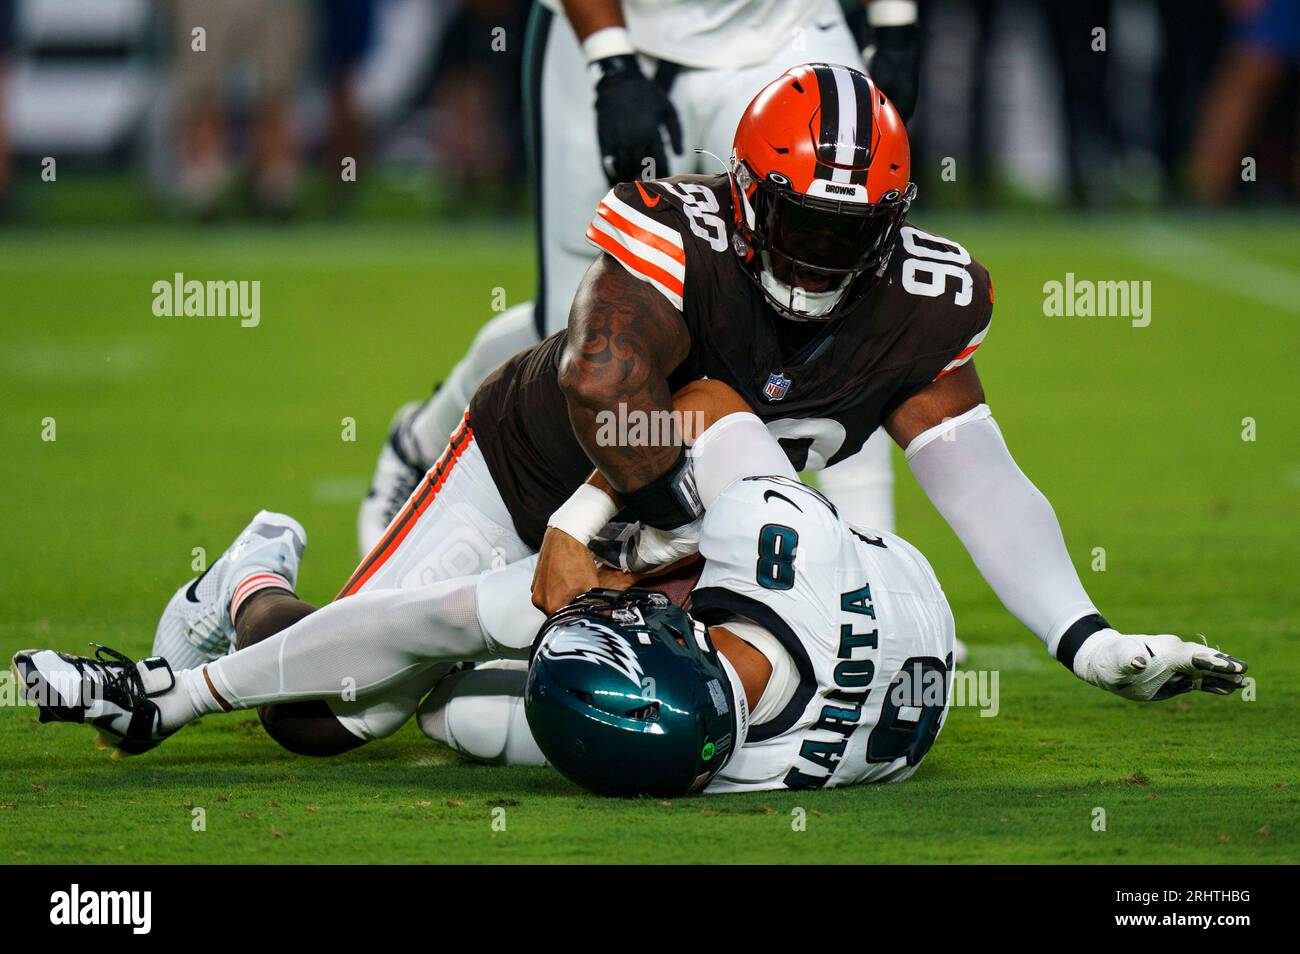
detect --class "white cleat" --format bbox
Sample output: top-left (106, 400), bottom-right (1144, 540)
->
top-left (152, 510), bottom-right (306, 667)
top-left (12, 646), bottom-right (178, 757)
top-left (953, 637), bottom-right (969, 668)
top-left (357, 401), bottom-right (427, 557)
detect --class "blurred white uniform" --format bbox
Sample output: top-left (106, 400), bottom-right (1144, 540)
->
top-left (539, 0), bottom-right (841, 69)
top-left (533, 0), bottom-right (862, 334)
top-left (426, 473), bottom-right (956, 793)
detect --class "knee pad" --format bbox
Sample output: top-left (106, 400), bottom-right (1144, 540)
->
top-left (417, 662), bottom-right (546, 767)
top-left (258, 701), bottom-right (367, 757)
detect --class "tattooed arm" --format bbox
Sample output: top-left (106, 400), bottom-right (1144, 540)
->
top-left (558, 254), bottom-right (691, 494)
top-left (533, 378), bottom-right (758, 612)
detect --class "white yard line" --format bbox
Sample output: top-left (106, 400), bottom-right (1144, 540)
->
top-left (1131, 224), bottom-right (1300, 316)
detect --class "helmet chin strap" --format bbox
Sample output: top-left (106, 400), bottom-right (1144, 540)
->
top-left (714, 650), bottom-right (751, 757)
top-left (758, 252), bottom-right (852, 320)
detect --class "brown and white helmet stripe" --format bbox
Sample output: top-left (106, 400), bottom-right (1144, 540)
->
top-left (810, 63), bottom-right (877, 187)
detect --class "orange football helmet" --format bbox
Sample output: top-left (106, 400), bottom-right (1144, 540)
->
top-left (730, 63), bottom-right (915, 321)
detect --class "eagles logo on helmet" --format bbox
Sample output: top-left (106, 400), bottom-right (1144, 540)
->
top-left (525, 589), bottom-right (748, 798)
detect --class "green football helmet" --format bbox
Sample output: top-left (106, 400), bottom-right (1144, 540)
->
top-left (526, 588), bottom-right (748, 798)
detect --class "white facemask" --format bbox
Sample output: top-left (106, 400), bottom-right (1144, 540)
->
top-left (758, 252), bottom-right (852, 321)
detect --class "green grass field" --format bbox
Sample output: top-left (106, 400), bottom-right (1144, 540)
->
top-left (1, 214), bottom-right (1297, 864)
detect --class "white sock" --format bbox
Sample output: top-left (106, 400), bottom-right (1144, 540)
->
top-left (154, 666), bottom-right (227, 731)
top-left (197, 578), bottom-right (489, 713)
top-left (407, 302), bottom-right (540, 466)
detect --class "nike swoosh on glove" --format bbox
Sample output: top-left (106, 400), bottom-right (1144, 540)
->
top-left (1073, 630), bottom-right (1248, 701)
top-left (589, 519), bottom-right (701, 574)
top-left (592, 54), bottom-right (683, 185)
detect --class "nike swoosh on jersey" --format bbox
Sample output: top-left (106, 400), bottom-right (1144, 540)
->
top-left (763, 489), bottom-right (802, 511)
top-left (634, 180), bottom-right (661, 208)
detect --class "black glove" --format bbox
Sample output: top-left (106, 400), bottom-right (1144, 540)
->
top-left (865, 23), bottom-right (920, 122)
top-left (591, 54), bottom-right (683, 185)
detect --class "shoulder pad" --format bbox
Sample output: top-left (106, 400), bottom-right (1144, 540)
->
top-left (585, 175), bottom-right (733, 311)
top-left (890, 224), bottom-right (994, 380)
top-left (586, 181), bottom-right (690, 310)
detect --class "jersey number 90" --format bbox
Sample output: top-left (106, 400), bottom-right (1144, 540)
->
top-left (899, 226), bottom-right (973, 307)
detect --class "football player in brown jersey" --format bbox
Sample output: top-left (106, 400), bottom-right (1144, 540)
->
top-left (13, 65), bottom-right (1246, 765)
top-left (527, 63), bottom-right (1247, 702)
top-left (357, 0), bottom-right (920, 557)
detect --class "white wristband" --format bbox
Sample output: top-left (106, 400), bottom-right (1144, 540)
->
top-left (582, 26), bottom-right (635, 63)
top-left (547, 483), bottom-right (619, 545)
top-left (868, 1), bottom-right (918, 27)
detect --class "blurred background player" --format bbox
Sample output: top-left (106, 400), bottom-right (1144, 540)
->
top-left (358, 0), bottom-right (925, 555)
top-left (1192, 0), bottom-right (1300, 203)
top-left (169, 0), bottom-right (308, 217)
top-left (318, 0), bottom-right (377, 210)
top-left (0, 0), bottom-right (12, 214)
top-left (428, 0), bottom-right (530, 211)
top-left (0, 2), bottom-right (1291, 220)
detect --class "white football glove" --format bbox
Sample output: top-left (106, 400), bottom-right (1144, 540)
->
top-left (589, 519), bottom-right (701, 574)
top-left (1073, 630), bottom-right (1248, 701)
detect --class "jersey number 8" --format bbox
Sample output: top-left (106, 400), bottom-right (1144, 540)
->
top-left (756, 523), bottom-right (798, 591)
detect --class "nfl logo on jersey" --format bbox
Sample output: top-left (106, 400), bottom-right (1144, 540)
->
top-left (763, 372), bottom-right (792, 402)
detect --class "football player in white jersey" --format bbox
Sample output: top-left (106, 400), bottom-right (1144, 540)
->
top-left (358, 0), bottom-right (923, 557)
top-left (14, 381), bottom-right (1245, 795)
top-left (8, 380), bottom-right (955, 793)
top-left (430, 408), bottom-right (959, 794)
top-left (695, 476), bottom-right (954, 791)
top-left (11, 379), bottom-right (902, 765)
